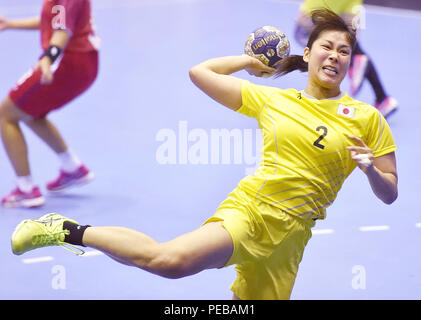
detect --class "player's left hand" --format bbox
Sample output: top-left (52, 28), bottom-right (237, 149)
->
top-left (346, 135), bottom-right (374, 171)
top-left (36, 56), bottom-right (53, 85)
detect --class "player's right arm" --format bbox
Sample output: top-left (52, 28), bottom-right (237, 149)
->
top-left (189, 55), bottom-right (275, 111)
top-left (0, 16), bottom-right (40, 31)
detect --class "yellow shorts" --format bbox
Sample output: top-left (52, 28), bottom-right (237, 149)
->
top-left (203, 187), bottom-right (314, 300)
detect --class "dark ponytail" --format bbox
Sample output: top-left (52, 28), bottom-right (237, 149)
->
top-left (274, 54), bottom-right (308, 77)
top-left (274, 8), bottom-right (356, 78)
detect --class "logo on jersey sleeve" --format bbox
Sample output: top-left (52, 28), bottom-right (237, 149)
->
top-left (337, 104), bottom-right (355, 118)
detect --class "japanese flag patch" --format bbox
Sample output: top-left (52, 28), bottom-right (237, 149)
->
top-left (337, 104), bottom-right (355, 118)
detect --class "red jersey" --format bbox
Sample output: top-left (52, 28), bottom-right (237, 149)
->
top-left (40, 0), bottom-right (99, 53)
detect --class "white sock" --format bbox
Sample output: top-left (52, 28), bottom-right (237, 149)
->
top-left (17, 175), bottom-right (34, 193)
top-left (58, 149), bottom-right (82, 173)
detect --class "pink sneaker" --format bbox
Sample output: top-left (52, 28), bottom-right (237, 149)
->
top-left (47, 165), bottom-right (94, 192)
top-left (375, 96), bottom-right (398, 118)
top-left (349, 54), bottom-right (368, 96)
top-left (1, 186), bottom-right (45, 208)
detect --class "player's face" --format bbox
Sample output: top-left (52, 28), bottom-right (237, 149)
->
top-left (304, 30), bottom-right (352, 90)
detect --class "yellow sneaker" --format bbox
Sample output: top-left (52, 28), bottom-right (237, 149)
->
top-left (11, 213), bottom-right (85, 256)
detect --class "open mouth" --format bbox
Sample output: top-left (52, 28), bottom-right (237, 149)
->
top-left (322, 66), bottom-right (338, 75)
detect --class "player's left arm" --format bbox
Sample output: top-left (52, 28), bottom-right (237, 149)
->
top-left (347, 135), bottom-right (398, 205)
top-left (37, 29), bottom-right (70, 84)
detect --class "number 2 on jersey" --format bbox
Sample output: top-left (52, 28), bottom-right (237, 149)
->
top-left (313, 126), bottom-right (328, 150)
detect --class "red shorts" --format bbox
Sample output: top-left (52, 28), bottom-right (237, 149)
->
top-left (9, 50), bottom-right (98, 119)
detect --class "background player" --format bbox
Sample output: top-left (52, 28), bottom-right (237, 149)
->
top-left (0, 0), bottom-right (99, 208)
top-left (295, 0), bottom-right (398, 118)
top-left (11, 10), bottom-right (398, 300)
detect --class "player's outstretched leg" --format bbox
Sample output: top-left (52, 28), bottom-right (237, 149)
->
top-left (11, 213), bottom-right (234, 279)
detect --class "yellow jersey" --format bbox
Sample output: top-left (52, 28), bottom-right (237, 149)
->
top-left (237, 80), bottom-right (396, 221)
top-left (301, 0), bottom-right (363, 15)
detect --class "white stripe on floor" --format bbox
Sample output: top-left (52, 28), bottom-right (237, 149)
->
top-left (313, 229), bottom-right (334, 235)
top-left (359, 225), bottom-right (390, 232)
top-left (82, 250), bottom-right (104, 257)
top-left (22, 256), bottom-right (54, 264)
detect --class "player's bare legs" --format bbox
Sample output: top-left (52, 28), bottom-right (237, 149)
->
top-left (0, 96), bottom-right (47, 207)
top-left (0, 96), bottom-right (70, 174)
top-left (24, 114), bottom-right (94, 192)
top-left (24, 117), bottom-right (68, 154)
top-left (0, 96), bottom-right (32, 176)
top-left (0, 96), bottom-right (90, 207)
top-left (82, 221), bottom-right (234, 279)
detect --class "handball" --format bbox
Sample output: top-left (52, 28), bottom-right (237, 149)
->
top-left (244, 26), bottom-right (290, 67)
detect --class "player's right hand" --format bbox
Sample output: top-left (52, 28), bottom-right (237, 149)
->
top-left (0, 16), bottom-right (9, 31)
top-left (244, 55), bottom-right (276, 77)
